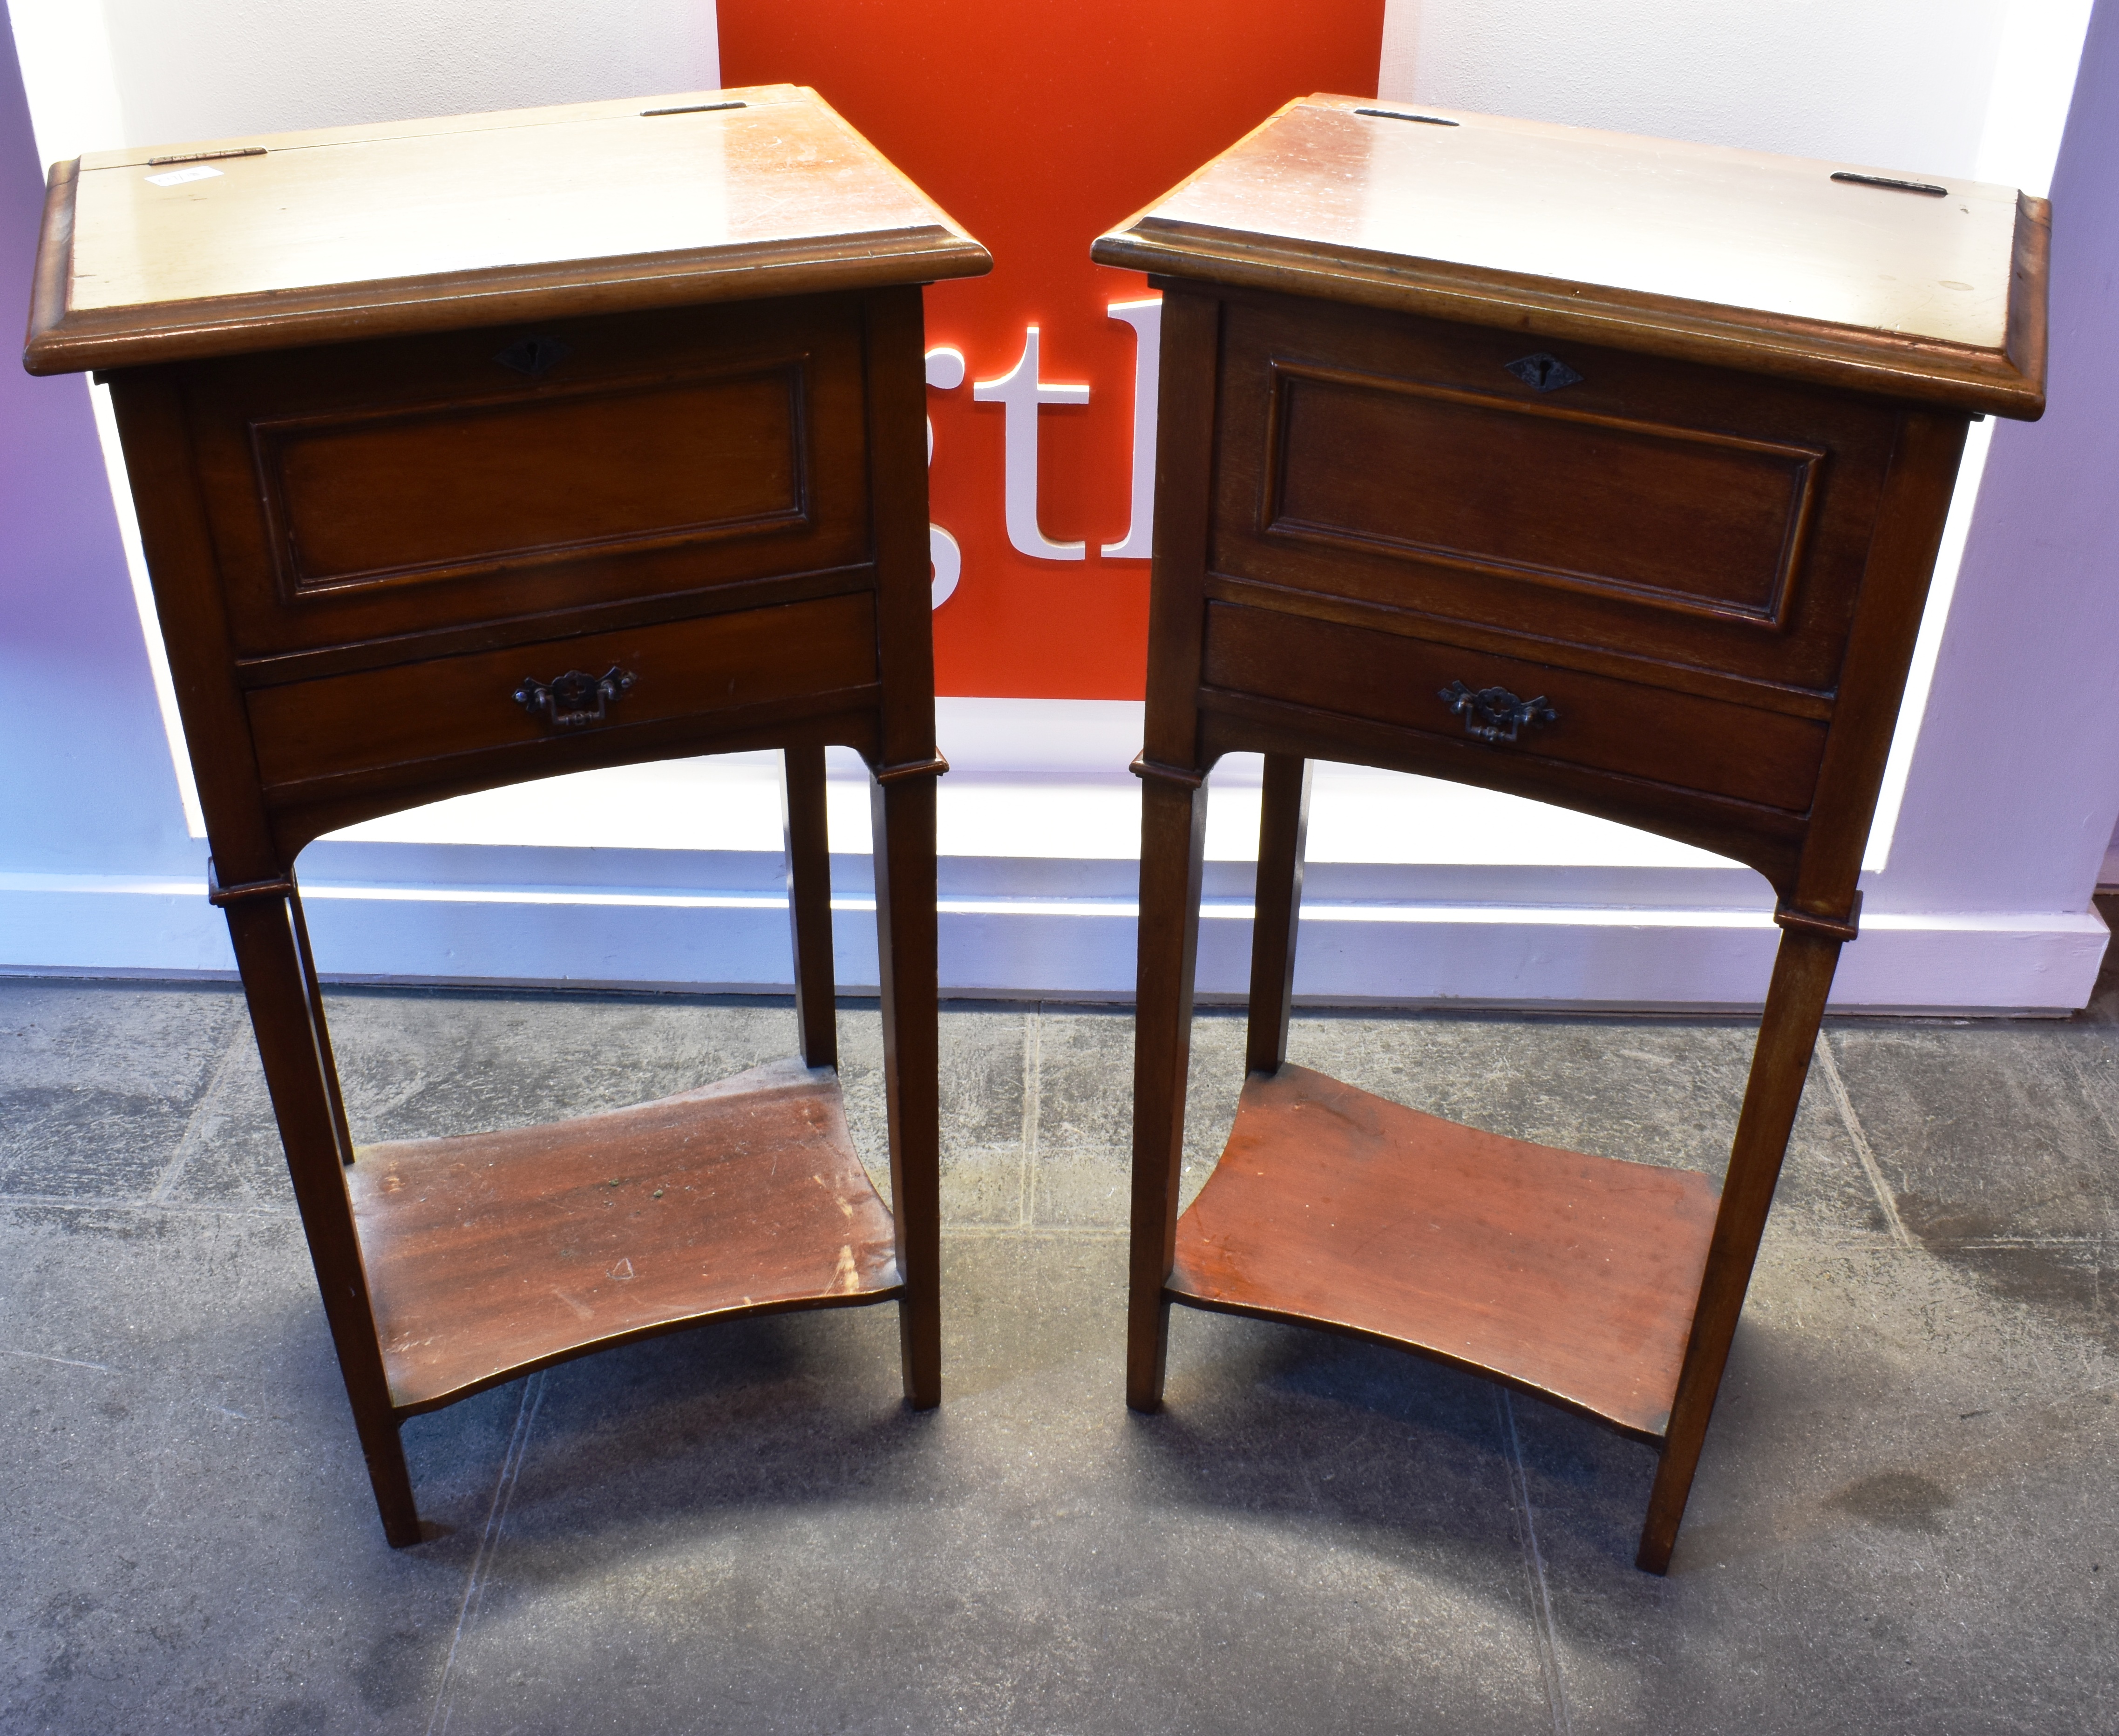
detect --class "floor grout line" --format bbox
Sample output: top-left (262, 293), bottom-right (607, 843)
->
top-left (0, 1193), bottom-right (1142, 1237)
top-left (427, 1369), bottom-right (548, 1736)
top-left (1497, 1389), bottom-right (1573, 1736)
top-left (1020, 1006), bottom-right (1043, 1229)
top-left (0, 1192), bottom-right (296, 1219)
top-left (0, 1192), bottom-right (2100, 1249)
top-left (2055, 1040), bottom-right (2119, 1160)
top-left (144, 1019), bottom-right (254, 1206)
top-left (0, 1346), bottom-right (113, 1373)
top-left (941, 1223), bottom-right (1128, 1241)
top-left (1813, 1032), bottom-right (1914, 1248)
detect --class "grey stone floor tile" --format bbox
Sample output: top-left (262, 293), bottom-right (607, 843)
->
top-left (837, 1002), bottom-right (1031, 1213)
top-left (0, 983), bottom-right (248, 1201)
top-left (935, 1144), bottom-right (1030, 1227)
top-left (162, 994), bottom-right (1035, 1223)
top-left (432, 1236), bottom-right (1555, 1736)
top-left (1280, 1010), bottom-right (1893, 1243)
top-left (150, 1036), bottom-right (290, 1214)
top-left (1507, 1238), bottom-right (2119, 1734)
top-left (1291, 1011), bottom-right (1742, 1171)
top-left (1825, 1020), bottom-right (2119, 1245)
top-left (322, 991), bottom-right (803, 1140)
top-left (1015, 1004), bottom-right (1247, 1159)
top-left (1934, 1241), bottom-right (2119, 1356)
top-left (1026, 1144), bottom-right (1130, 1228)
top-left (1029, 1008), bottom-right (1136, 1151)
top-left (0, 1201), bottom-right (519, 1736)
top-left (8, 976), bottom-right (2119, 1733)
top-left (1182, 1009), bottom-right (1251, 1166)
top-left (168, 990), bottom-right (804, 1210)
top-left (1060, 1005), bottom-right (1893, 1243)
top-left (1023, 1145), bottom-right (1219, 1229)
top-left (1023, 1008), bottom-right (1235, 1225)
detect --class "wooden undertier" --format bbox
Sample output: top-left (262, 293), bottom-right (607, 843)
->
top-left (1168, 1065), bottom-right (1720, 1439)
top-left (346, 1058), bottom-right (900, 1412)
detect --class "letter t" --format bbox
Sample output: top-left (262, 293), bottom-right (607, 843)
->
top-left (973, 326), bottom-right (1090, 561)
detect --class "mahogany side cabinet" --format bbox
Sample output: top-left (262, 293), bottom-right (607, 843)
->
top-left (1093, 96), bottom-right (2049, 1573)
top-left (24, 85), bottom-right (990, 1545)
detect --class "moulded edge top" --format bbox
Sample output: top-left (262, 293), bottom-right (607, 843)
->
top-left (24, 84), bottom-right (993, 375)
top-left (1092, 96), bottom-right (2047, 420)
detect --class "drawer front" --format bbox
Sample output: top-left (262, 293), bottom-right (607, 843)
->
top-left (1202, 602), bottom-right (1827, 815)
top-left (247, 594), bottom-right (877, 793)
top-left (1210, 292), bottom-right (1904, 697)
top-left (188, 297), bottom-right (876, 659)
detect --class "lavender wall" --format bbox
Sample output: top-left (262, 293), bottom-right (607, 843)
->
top-left (0, 0), bottom-right (195, 879)
top-left (1879, 0), bottom-right (2119, 917)
top-left (0, 0), bottom-right (2111, 1006)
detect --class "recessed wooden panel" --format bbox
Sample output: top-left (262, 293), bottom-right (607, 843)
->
top-left (1168, 1065), bottom-right (1719, 1439)
top-left (1107, 95), bottom-right (2041, 1575)
top-left (1202, 600), bottom-right (1828, 814)
top-left (246, 591), bottom-right (877, 792)
top-left (258, 364), bottom-right (806, 594)
top-left (348, 1058), bottom-right (901, 1411)
top-left (1211, 292), bottom-right (1902, 696)
top-left (59, 78), bottom-right (964, 1548)
top-left (184, 297), bottom-right (875, 658)
top-left (1268, 363), bottom-right (1822, 625)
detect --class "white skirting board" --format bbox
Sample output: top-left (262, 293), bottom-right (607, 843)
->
top-left (0, 866), bottom-right (2103, 1015)
top-left (0, 701), bottom-right (2107, 1014)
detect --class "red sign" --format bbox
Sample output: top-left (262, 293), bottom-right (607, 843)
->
top-left (720, 0), bottom-right (1385, 699)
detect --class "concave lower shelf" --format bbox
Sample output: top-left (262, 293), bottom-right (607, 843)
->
top-left (1169, 1065), bottom-right (1720, 1439)
top-left (345, 1058), bottom-right (901, 1413)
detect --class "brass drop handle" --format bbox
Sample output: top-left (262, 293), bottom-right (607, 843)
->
top-left (1440, 680), bottom-right (1557, 744)
top-left (515, 666), bottom-right (635, 728)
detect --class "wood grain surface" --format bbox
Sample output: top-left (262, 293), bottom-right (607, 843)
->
top-left (1192, 695), bottom-right (1810, 897)
top-left (1201, 600), bottom-right (1830, 815)
top-left (349, 1058), bottom-right (901, 1412)
top-left (1206, 289), bottom-right (1902, 705)
top-left (244, 592), bottom-right (878, 794)
top-left (1168, 1065), bottom-right (1719, 1439)
top-left (1121, 97), bottom-right (2043, 1571)
top-left (1094, 95), bottom-right (2047, 415)
top-left (27, 84), bottom-right (991, 373)
top-left (79, 88), bottom-right (959, 1544)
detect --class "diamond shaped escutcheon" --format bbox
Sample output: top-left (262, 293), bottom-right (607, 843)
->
top-left (1504, 352), bottom-right (1583, 393)
top-left (495, 335), bottom-right (573, 379)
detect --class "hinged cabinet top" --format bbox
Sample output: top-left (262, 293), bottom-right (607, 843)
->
top-left (25, 84), bottom-right (991, 374)
top-left (1093, 95), bottom-right (2047, 418)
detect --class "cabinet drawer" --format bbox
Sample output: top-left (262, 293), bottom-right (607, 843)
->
top-left (187, 297), bottom-right (876, 659)
top-left (1209, 292), bottom-right (1903, 698)
top-left (247, 594), bottom-right (877, 793)
top-left (1202, 602), bottom-right (1826, 815)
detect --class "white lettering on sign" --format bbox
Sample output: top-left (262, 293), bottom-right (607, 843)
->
top-left (1100, 298), bottom-right (1162, 560)
top-left (928, 525), bottom-right (962, 609)
top-left (144, 165), bottom-right (222, 187)
top-left (924, 346), bottom-right (967, 608)
top-left (974, 326), bottom-right (1090, 561)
